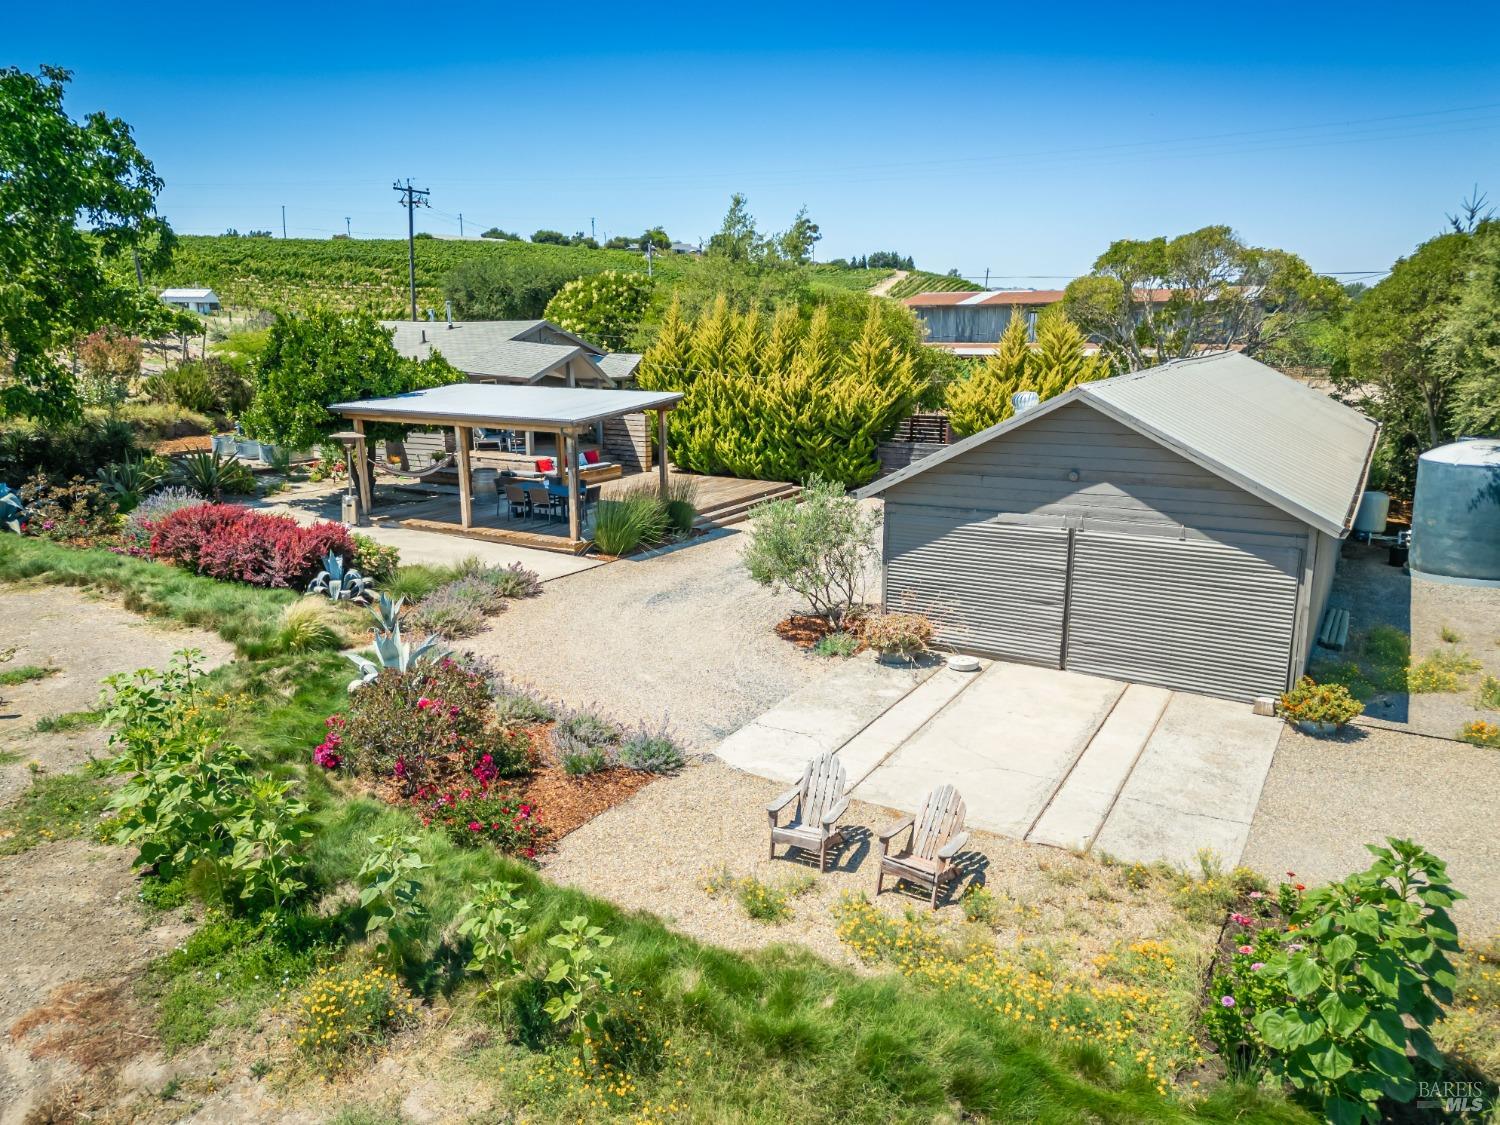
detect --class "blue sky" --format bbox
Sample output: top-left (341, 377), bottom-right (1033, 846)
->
top-left (17, 2), bottom-right (1500, 282)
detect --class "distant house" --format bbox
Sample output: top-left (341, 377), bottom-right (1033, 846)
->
top-left (160, 287), bottom-right (222, 314)
top-left (903, 288), bottom-right (1174, 354)
top-left (382, 319), bottom-right (642, 389)
top-left (667, 241), bottom-right (700, 256)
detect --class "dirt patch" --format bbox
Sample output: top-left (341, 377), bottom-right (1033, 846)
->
top-left (10, 978), bottom-right (155, 1074)
top-left (151, 435), bottom-right (212, 455)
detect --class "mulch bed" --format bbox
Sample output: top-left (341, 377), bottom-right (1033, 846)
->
top-left (152, 435), bottom-right (212, 455)
top-left (775, 613), bottom-right (867, 652)
top-left (509, 765), bottom-right (657, 842)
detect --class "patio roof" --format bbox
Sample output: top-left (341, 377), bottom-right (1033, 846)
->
top-left (328, 383), bottom-right (683, 432)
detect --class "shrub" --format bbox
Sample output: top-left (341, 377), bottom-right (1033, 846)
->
top-left (406, 575), bottom-right (505, 638)
top-left (1204, 839), bottom-right (1465, 1125)
top-left (96, 453), bottom-right (168, 513)
top-left (119, 487), bottom-right (203, 555)
top-left (0, 418), bottom-right (144, 485)
top-left (592, 488), bottom-right (668, 555)
top-left (145, 356), bottom-right (255, 418)
top-left (19, 474), bottom-right (118, 544)
top-left (743, 475), bottom-right (879, 626)
top-left (350, 534), bottom-right (400, 583)
top-left (472, 560), bottom-right (543, 599)
top-left (813, 630), bottom-right (860, 658)
top-left (169, 451), bottom-right (257, 500)
top-left (1458, 720), bottom-right (1500, 748)
top-left (295, 963), bottom-right (415, 1071)
top-left (149, 504), bottom-right (353, 588)
top-left (664, 475), bottom-right (699, 535)
top-left (490, 676), bottom-right (556, 727)
top-left (543, 270), bottom-right (653, 351)
top-left (277, 600), bottom-right (343, 653)
top-left (340, 660), bottom-right (529, 789)
top-left (1278, 677), bottom-right (1363, 727)
top-left (861, 612), bottom-right (935, 660)
top-left (618, 719), bottom-right (684, 773)
top-left (553, 707), bottom-right (622, 749)
top-left (557, 734), bottom-right (613, 776)
top-left (1408, 650), bottom-right (1482, 694)
top-left (107, 402), bottom-right (216, 442)
top-left (412, 788), bottom-right (546, 856)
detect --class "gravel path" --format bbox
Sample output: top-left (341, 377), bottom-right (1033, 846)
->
top-left (1244, 723), bottom-right (1500, 938)
top-left (460, 530), bottom-right (835, 751)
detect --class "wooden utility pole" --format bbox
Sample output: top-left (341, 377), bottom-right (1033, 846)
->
top-left (392, 179), bottom-right (431, 321)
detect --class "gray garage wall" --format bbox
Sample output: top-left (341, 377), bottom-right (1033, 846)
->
top-left (879, 399), bottom-right (1310, 544)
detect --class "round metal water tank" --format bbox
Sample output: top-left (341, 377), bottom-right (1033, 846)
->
top-left (1352, 491), bottom-right (1390, 535)
top-left (1410, 438), bottom-right (1500, 585)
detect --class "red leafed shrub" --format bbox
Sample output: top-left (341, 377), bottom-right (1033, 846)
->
top-left (149, 503), bottom-right (354, 588)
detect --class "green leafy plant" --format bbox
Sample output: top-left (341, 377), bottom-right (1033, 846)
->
top-left (294, 963), bottom-right (414, 1071)
top-left (1408, 650), bottom-right (1482, 694)
top-left (225, 776), bottom-right (311, 912)
top-left (1205, 838), bottom-right (1465, 1124)
top-left (456, 879), bottom-right (530, 994)
top-left (404, 574), bottom-right (504, 637)
top-left (1278, 677), bottom-right (1364, 728)
top-left (490, 676), bottom-right (556, 726)
top-left (543, 269), bottom-right (653, 351)
top-left (618, 719), bottom-right (684, 773)
top-left (1476, 675), bottom-right (1500, 712)
top-left (592, 488), bottom-right (669, 555)
top-left (813, 630), bottom-right (860, 658)
top-left (350, 534), bottom-right (400, 583)
top-left (543, 915), bottom-right (615, 1044)
top-left (356, 831), bottom-right (430, 966)
top-left (95, 452), bottom-right (165, 513)
top-left (170, 450), bottom-right (257, 500)
top-left (743, 474), bottom-right (880, 627)
top-left (19, 473), bottom-right (118, 543)
top-left (557, 736), bottom-right (612, 777)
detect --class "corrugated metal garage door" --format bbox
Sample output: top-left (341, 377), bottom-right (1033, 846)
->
top-left (885, 510), bottom-right (1069, 665)
top-left (1063, 531), bottom-right (1302, 701)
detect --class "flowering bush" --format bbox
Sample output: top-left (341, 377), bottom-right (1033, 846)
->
top-left (312, 715), bottom-right (344, 769)
top-left (412, 786), bottom-right (547, 856)
top-left (19, 474), bottom-right (118, 544)
top-left (351, 533), bottom-right (400, 583)
top-left (1458, 720), bottom-right (1500, 748)
top-left (341, 658), bottom-right (531, 790)
top-left (1204, 839), bottom-right (1465, 1124)
top-left (1278, 676), bottom-right (1363, 727)
top-left (118, 487), bottom-right (204, 556)
top-left (150, 503), bottom-right (354, 588)
top-left (293, 962), bottom-right (415, 1070)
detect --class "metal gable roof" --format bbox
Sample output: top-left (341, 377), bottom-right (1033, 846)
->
top-left (329, 383), bottom-right (682, 429)
top-left (858, 352), bottom-right (1379, 538)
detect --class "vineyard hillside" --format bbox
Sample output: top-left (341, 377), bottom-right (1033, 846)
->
top-left (146, 236), bottom-right (893, 317)
top-left (886, 271), bottom-right (984, 300)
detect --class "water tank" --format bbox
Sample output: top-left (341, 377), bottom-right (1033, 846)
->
top-left (1410, 438), bottom-right (1500, 585)
top-left (1352, 490), bottom-right (1390, 535)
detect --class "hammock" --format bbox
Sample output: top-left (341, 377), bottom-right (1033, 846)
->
top-left (380, 454), bottom-right (457, 480)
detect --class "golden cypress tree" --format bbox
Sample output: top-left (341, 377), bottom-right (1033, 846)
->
top-left (638, 294), bottom-right (692, 390)
top-left (945, 313), bottom-right (1032, 438)
top-left (1031, 307), bottom-right (1109, 399)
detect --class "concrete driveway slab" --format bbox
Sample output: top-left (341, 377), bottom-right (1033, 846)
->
top-left (852, 663), bottom-right (1124, 837)
top-left (1092, 693), bottom-right (1281, 867)
top-left (713, 656), bottom-right (937, 784)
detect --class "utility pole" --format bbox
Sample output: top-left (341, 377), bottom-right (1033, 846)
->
top-left (644, 239), bottom-right (653, 278)
top-left (984, 267), bottom-right (990, 288)
top-left (458, 212), bottom-right (464, 238)
top-left (590, 217), bottom-right (595, 242)
top-left (392, 178), bottom-right (431, 322)
top-left (281, 205), bottom-right (287, 239)
top-left (345, 216), bottom-right (352, 238)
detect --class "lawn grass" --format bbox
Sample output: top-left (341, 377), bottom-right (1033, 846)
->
top-left (0, 771), bottom-right (110, 855)
top-left (0, 664), bottom-right (57, 687)
top-left (0, 536), bottom-right (348, 658)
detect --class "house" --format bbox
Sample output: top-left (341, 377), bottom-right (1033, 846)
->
top-left (667, 241), bottom-right (700, 255)
top-left (160, 287), bottom-right (222, 314)
top-left (903, 288), bottom-right (1174, 354)
top-left (382, 320), bottom-right (641, 389)
top-left (856, 353), bottom-right (1379, 702)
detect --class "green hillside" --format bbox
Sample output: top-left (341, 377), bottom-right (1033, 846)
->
top-left (886, 271), bottom-right (983, 300)
top-left (147, 235), bottom-right (892, 318)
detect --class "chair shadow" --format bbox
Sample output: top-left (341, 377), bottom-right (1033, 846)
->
top-left (777, 824), bottom-right (873, 874)
top-left (877, 848), bottom-right (991, 910)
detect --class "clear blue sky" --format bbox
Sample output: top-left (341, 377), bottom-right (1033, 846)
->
top-left (16, 2), bottom-right (1500, 282)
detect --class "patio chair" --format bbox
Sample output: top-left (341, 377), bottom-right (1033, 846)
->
top-left (766, 753), bottom-right (849, 873)
top-left (522, 481), bottom-right (553, 521)
top-left (504, 482), bottom-right (533, 521)
top-left (875, 784), bottom-right (969, 909)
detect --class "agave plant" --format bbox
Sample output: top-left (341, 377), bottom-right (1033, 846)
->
top-left (170, 451), bottom-right (256, 501)
top-left (345, 619), bottom-right (449, 691)
top-left (368, 592), bottom-right (405, 635)
top-left (0, 485), bottom-right (27, 534)
top-left (95, 454), bottom-right (163, 514)
top-left (306, 551), bottom-right (374, 603)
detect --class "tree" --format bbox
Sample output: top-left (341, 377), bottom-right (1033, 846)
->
top-left (531, 229), bottom-right (567, 245)
top-left (444, 257), bottom-right (575, 319)
top-left (543, 270), bottom-right (653, 351)
top-left (0, 65), bottom-right (179, 420)
top-left (480, 227), bottom-right (519, 240)
top-left (642, 227), bottom-right (670, 251)
top-left (240, 310), bottom-right (460, 450)
top-left (777, 206), bottom-right (822, 263)
top-left (76, 329), bottom-right (142, 407)
top-left (706, 193), bottom-right (762, 262)
top-left (866, 251), bottom-right (915, 270)
top-left (1444, 222), bottom-right (1500, 436)
top-left (1063, 225), bottom-right (1345, 369)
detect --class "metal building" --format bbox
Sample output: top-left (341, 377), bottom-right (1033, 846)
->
top-left (857, 353), bottom-right (1380, 701)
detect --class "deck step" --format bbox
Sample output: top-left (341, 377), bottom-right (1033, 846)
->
top-left (694, 485), bottom-right (801, 528)
top-left (1025, 683), bottom-right (1172, 852)
top-left (1316, 607), bottom-right (1351, 650)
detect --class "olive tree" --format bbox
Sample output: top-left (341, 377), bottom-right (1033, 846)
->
top-left (743, 475), bottom-right (880, 626)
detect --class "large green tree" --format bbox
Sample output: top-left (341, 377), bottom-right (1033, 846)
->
top-left (0, 65), bottom-right (185, 420)
top-left (240, 310), bottom-right (461, 450)
top-left (543, 270), bottom-right (653, 351)
top-left (1442, 222), bottom-right (1500, 437)
top-left (1063, 225), bottom-right (1345, 369)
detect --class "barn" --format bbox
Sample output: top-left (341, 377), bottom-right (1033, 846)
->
top-left (857, 353), bottom-right (1380, 702)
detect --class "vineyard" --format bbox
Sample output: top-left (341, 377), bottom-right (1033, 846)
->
top-left (144, 236), bottom-right (893, 318)
top-left (886, 271), bottom-right (983, 300)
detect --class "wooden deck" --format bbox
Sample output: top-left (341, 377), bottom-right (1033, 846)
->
top-left (368, 468), bottom-right (799, 555)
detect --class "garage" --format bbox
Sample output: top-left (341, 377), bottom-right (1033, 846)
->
top-left (862, 353), bottom-right (1380, 702)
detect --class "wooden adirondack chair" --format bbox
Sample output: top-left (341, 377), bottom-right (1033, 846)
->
top-left (876, 784), bottom-right (969, 908)
top-left (766, 753), bottom-right (849, 872)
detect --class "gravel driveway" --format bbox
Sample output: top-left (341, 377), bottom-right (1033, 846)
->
top-left (460, 530), bottom-right (834, 750)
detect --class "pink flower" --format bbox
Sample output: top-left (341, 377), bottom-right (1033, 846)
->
top-left (524, 847), bottom-right (536, 858)
top-left (1220, 995), bottom-right (1236, 1008)
top-left (393, 758), bottom-right (407, 778)
top-left (417, 697), bottom-right (433, 710)
top-left (467, 821), bottom-right (481, 832)
top-left (1250, 962), bottom-right (1265, 971)
top-left (1248, 891), bottom-right (1265, 900)
top-left (1231, 913), bottom-right (1254, 927)
top-left (1237, 944), bottom-right (1254, 955)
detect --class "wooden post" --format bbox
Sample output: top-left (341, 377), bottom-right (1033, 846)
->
top-left (565, 431), bottom-right (581, 542)
top-left (656, 408), bottom-right (669, 500)
top-left (352, 419), bottom-right (372, 518)
top-left (456, 425), bottom-right (473, 529)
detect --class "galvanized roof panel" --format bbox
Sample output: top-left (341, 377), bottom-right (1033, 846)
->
top-left (329, 383), bottom-right (683, 429)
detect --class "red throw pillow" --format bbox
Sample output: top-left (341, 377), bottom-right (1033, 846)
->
top-left (535, 458), bottom-right (554, 472)
top-left (583, 449), bottom-right (601, 465)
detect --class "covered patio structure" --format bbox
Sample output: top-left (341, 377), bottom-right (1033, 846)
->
top-left (329, 384), bottom-right (684, 553)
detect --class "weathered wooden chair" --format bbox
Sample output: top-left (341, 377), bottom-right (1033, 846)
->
top-left (766, 753), bottom-right (849, 872)
top-left (876, 784), bottom-right (969, 908)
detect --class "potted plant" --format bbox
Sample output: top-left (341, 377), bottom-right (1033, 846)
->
top-left (861, 612), bottom-right (935, 665)
top-left (1278, 676), bottom-right (1363, 735)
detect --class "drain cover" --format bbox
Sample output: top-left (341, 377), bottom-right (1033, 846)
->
top-left (946, 654), bottom-right (980, 673)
